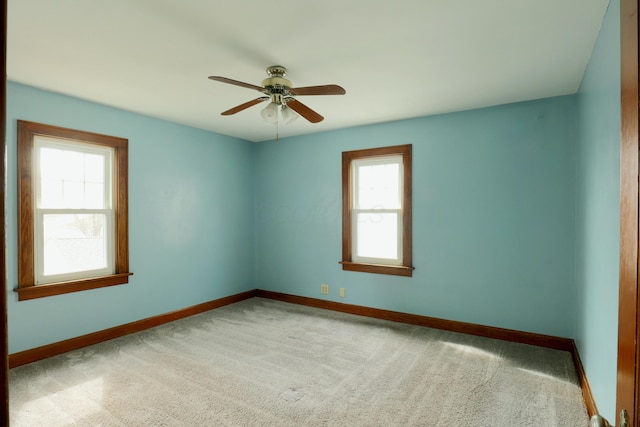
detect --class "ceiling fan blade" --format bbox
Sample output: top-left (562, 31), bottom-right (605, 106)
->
top-left (286, 99), bottom-right (324, 123)
top-left (208, 76), bottom-right (265, 92)
top-left (290, 85), bottom-right (346, 96)
top-left (221, 97), bottom-right (270, 115)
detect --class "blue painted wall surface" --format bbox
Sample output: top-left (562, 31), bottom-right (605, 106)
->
top-left (255, 96), bottom-right (577, 338)
top-left (575, 0), bottom-right (620, 421)
top-left (6, 82), bottom-right (256, 353)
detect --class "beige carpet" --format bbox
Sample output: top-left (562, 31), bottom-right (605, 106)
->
top-left (9, 298), bottom-right (588, 426)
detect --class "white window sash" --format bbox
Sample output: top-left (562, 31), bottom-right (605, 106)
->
top-left (33, 137), bottom-right (115, 285)
top-left (352, 208), bottom-right (403, 265)
top-left (34, 208), bottom-right (115, 284)
top-left (352, 155), bottom-right (403, 210)
top-left (351, 154), bottom-right (404, 265)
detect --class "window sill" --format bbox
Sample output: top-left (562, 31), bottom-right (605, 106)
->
top-left (15, 272), bottom-right (133, 301)
top-left (339, 261), bottom-right (414, 277)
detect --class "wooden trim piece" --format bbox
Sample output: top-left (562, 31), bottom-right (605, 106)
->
top-left (255, 290), bottom-right (574, 351)
top-left (339, 261), bottom-right (414, 277)
top-left (18, 121), bottom-right (128, 148)
top-left (618, 0), bottom-right (639, 422)
top-left (402, 145), bottom-right (412, 268)
top-left (341, 151), bottom-right (351, 264)
top-left (15, 273), bottom-right (133, 301)
top-left (8, 290), bottom-right (257, 368)
top-left (16, 121), bottom-right (34, 287)
top-left (1, 0), bottom-right (8, 422)
top-left (114, 143), bottom-right (129, 274)
top-left (571, 340), bottom-right (598, 418)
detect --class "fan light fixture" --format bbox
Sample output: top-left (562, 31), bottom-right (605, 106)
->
top-left (281, 104), bottom-right (299, 124)
top-left (260, 100), bottom-right (299, 125)
top-left (260, 102), bottom-right (279, 124)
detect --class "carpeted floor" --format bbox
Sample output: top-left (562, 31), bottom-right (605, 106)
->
top-left (9, 298), bottom-right (588, 426)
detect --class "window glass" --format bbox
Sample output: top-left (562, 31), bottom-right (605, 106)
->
top-left (34, 137), bottom-right (115, 284)
top-left (352, 155), bottom-right (403, 265)
top-left (354, 158), bottom-right (401, 210)
top-left (355, 212), bottom-right (400, 260)
top-left (37, 141), bottom-right (110, 209)
top-left (41, 213), bottom-right (109, 276)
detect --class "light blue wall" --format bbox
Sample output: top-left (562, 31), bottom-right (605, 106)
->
top-left (6, 82), bottom-right (256, 353)
top-left (575, 0), bottom-right (620, 421)
top-left (255, 95), bottom-right (577, 338)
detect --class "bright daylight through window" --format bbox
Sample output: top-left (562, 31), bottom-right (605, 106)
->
top-left (341, 144), bottom-right (413, 277)
top-left (352, 155), bottom-right (403, 264)
top-left (17, 121), bottom-right (131, 300)
top-left (35, 138), bottom-right (114, 282)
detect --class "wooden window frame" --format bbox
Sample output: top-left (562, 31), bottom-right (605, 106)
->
top-left (341, 144), bottom-right (414, 277)
top-left (16, 120), bottom-right (132, 301)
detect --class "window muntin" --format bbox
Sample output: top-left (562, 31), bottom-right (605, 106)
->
top-left (341, 144), bottom-right (413, 277)
top-left (17, 120), bottom-right (132, 300)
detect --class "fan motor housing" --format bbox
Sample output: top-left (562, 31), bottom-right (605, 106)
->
top-left (262, 65), bottom-right (292, 92)
top-left (262, 76), bottom-right (292, 89)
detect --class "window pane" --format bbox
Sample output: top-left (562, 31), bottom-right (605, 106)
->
top-left (41, 148), bottom-right (84, 181)
top-left (355, 212), bottom-right (399, 260)
top-left (40, 179), bottom-right (63, 207)
top-left (39, 146), bottom-right (107, 209)
top-left (42, 213), bottom-right (108, 276)
top-left (84, 153), bottom-right (105, 183)
top-left (356, 162), bottom-right (401, 209)
top-left (84, 183), bottom-right (105, 209)
top-left (62, 181), bottom-right (85, 208)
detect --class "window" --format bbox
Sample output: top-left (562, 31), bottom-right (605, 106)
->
top-left (341, 144), bottom-right (413, 276)
top-left (17, 120), bottom-right (132, 300)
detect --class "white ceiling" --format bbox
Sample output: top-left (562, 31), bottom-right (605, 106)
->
top-left (8, 0), bottom-right (610, 142)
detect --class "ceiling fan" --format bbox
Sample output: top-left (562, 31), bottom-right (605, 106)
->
top-left (208, 65), bottom-right (346, 124)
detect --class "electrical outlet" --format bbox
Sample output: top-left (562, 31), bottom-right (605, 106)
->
top-left (340, 288), bottom-right (345, 298)
top-left (320, 284), bottom-right (329, 294)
